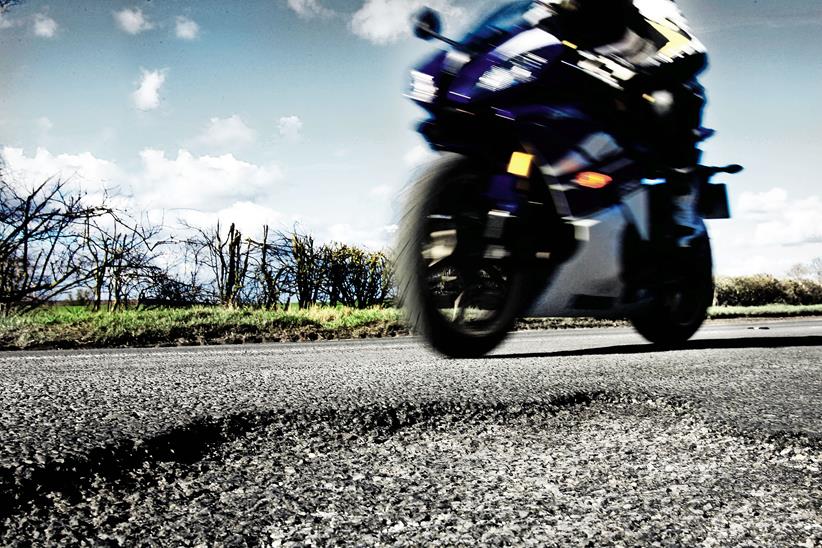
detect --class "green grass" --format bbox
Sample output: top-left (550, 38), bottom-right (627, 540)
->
top-left (0, 305), bottom-right (406, 351)
top-left (708, 304), bottom-right (822, 319)
top-left (1, 304), bottom-right (820, 351)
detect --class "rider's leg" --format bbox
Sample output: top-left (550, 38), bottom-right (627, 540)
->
top-left (667, 150), bottom-right (705, 248)
top-left (657, 82), bottom-right (707, 248)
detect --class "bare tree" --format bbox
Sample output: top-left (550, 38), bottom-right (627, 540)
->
top-left (82, 210), bottom-right (166, 311)
top-left (787, 257), bottom-right (822, 284)
top-left (811, 257), bottom-right (822, 284)
top-left (787, 262), bottom-right (811, 280)
top-left (1, 153), bottom-right (397, 314)
top-left (322, 243), bottom-right (350, 307)
top-left (282, 231), bottom-right (326, 309)
top-left (136, 265), bottom-right (209, 308)
top-left (0, 174), bottom-right (108, 315)
top-left (184, 221), bottom-right (253, 307)
top-left (319, 244), bottom-right (393, 308)
top-left (247, 225), bottom-right (288, 309)
top-left (345, 247), bottom-right (393, 307)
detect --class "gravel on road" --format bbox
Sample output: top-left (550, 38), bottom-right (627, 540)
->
top-left (1, 319), bottom-right (820, 546)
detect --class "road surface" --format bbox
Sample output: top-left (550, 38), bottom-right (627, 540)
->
top-left (1, 319), bottom-right (820, 546)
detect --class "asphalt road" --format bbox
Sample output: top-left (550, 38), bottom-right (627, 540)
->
top-left (1, 319), bottom-right (820, 546)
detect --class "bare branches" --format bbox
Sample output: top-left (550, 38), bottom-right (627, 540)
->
top-left (321, 243), bottom-right (393, 308)
top-left (1, 165), bottom-right (394, 314)
top-left (82, 210), bottom-right (166, 311)
top-left (0, 176), bottom-right (109, 315)
top-left (182, 221), bottom-right (256, 307)
top-left (179, 224), bottom-right (394, 310)
top-left (0, 1), bottom-right (22, 14)
top-left (787, 257), bottom-right (822, 284)
top-left (249, 225), bottom-right (288, 309)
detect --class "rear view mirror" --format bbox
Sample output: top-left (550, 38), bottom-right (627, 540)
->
top-left (412, 8), bottom-right (442, 41)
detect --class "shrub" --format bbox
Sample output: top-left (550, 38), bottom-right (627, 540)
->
top-left (714, 275), bottom-right (822, 306)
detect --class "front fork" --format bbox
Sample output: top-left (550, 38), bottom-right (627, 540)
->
top-left (481, 154), bottom-right (568, 267)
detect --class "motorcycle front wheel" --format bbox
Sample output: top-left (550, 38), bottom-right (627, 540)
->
top-left (395, 154), bottom-right (527, 358)
top-left (630, 235), bottom-right (714, 347)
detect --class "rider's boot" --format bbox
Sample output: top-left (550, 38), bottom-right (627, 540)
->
top-left (669, 167), bottom-right (705, 248)
top-left (662, 167), bottom-right (705, 279)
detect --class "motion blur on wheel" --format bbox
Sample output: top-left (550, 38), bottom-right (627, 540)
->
top-left (396, 3), bottom-right (742, 358)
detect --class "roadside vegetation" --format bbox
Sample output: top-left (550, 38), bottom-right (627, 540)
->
top-left (2, 164), bottom-right (822, 350)
top-left (707, 304), bottom-right (822, 319)
top-left (2, 301), bottom-right (822, 351)
top-left (714, 272), bottom-right (822, 307)
top-left (0, 306), bottom-right (407, 350)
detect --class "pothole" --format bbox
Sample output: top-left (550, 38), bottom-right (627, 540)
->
top-left (3, 396), bottom-right (821, 547)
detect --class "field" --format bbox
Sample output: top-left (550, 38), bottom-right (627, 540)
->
top-left (2, 304), bottom-right (821, 351)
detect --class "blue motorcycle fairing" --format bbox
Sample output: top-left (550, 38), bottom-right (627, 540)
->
top-left (446, 39), bottom-right (564, 105)
top-left (413, 50), bottom-right (448, 98)
top-left (408, 3), bottom-right (651, 219)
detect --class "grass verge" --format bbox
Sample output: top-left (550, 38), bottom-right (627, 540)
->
top-left (1, 304), bottom-right (820, 351)
top-left (708, 304), bottom-right (822, 319)
top-left (0, 306), bottom-right (406, 351)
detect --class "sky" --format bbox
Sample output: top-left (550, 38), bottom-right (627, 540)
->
top-left (0, 0), bottom-right (820, 276)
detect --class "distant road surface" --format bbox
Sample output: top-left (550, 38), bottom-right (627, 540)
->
top-left (1, 319), bottom-right (820, 546)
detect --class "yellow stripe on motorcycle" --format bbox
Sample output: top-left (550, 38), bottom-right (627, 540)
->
top-left (649, 20), bottom-right (691, 57)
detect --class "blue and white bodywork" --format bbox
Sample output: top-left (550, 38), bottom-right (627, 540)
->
top-left (399, 1), bottom-right (738, 357)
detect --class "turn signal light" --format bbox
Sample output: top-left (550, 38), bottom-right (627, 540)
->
top-left (575, 171), bottom-right (613, 189)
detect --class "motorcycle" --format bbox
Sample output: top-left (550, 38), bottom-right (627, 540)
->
top-left (395, 2), bottom-right (743, 358)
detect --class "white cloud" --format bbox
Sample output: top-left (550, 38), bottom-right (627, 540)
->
top-left (324, 223), bottom-right (397, 250)
top-left (35, 116), bottom-right (54, 132)
top-left (1, 147), bottom-right (405, 250)
top-left (177, 202), bottom-right (287, 239)
top-left (133, 68), bottom-right (167, 111)
top-left (0, 147), bottom-right (122, 197)
top-left (738, 188), bottom-right (822, 246)
top-left (192, 115), bottom-right (256, 150)
top-left (32, 13), bottom-right (58, 38)
top-left (737, 187), bottom-right (788, 218)
top-left (114, 7), bottom-right (154, 35)
top-left (278, 115), bottom-right (303, 142)
top-left (175, 16), bottom-right (199, 40)
top-left (1, 146), bottom-right (283, 214)
top-left (350, 0), bottom-right (467, 45)
top-left (136, 149), bottom-right (283, 210)
top-left (287, 0), bottom-right (334, 19)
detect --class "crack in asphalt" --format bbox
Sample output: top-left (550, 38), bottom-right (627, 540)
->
top-left (0, 390), bottom-right (608, 521)
top-left (0, 413), bottom-right (264, 521)
top-left (3, 392), bottom-right (820, 546)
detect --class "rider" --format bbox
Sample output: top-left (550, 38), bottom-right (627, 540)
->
top-left (549, 0), bottom-right (709, 249)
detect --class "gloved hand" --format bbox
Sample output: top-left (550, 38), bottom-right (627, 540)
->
top-left (621, 70), bottom-right (653, 99)
top-left (622, 71), bottom-right (679, 117)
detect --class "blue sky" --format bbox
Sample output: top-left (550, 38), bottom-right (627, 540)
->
top-left (1, 0), bottom-right (821, 275)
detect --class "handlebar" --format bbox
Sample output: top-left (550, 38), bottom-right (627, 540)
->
top-left (700, 164), bottom-right (744, 176)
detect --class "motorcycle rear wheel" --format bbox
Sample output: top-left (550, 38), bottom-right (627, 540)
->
top-left (396, 155), bottom-right (527, 358)
top-left (630, 236), bottom-right (714, 347)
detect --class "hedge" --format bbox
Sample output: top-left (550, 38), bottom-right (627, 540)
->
top-left (714, 275), bottom-right (822, 307)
